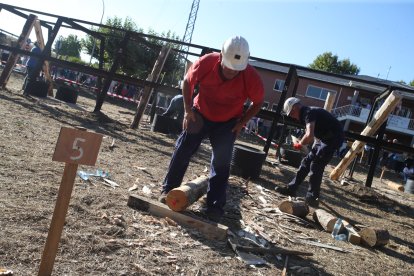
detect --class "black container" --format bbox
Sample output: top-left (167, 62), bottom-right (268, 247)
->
top-left (151, 114), bottom-right (181, 134)
top-left (230, 144), bottom-right (266, 179)
top-left (56, 85), bottom-right (78, 104)
top-left (279, 147), bottom-right (303, 168)
top-left (26, 80), bottom-right (48, 97)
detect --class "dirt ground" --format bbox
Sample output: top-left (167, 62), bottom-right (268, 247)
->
top-left (0, 71), bottom-right (413, 276)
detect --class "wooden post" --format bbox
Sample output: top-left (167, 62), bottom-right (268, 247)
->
top-left (279, 200), bottom-right (309, 218)
top-left (33, 19), bottom-right (53, 96)
top-left (312, 208), bottom-right (338, 232)
top-left (94, 33), bottom-right (130, 113)
top-left (0, 14), bottom-right (37, 88)
top-left (166, 175), bottom-right (209, 211)
top-left (130, 45), bottom-right (171, 129)
top-left (38, 163), bottom-right (78, 275)
top-left (330, 90), bottom-right (402, 180)
top-left (359, 228), bottom-right (389, 247)
top-left (323, 91), bottom-right (337, 112)
top-left (38, 127), bottom-right (102, 275)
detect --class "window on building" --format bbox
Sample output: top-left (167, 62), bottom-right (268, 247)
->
top-left (262, 101), bottom-right (269, 109)
top-left (305, 85), bottom-right (335, 100)
top-left (273, 79), bottom-right (285, 92)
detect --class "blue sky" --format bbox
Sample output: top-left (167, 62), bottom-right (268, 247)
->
top-left (0, 0), bottom-right (413, 83)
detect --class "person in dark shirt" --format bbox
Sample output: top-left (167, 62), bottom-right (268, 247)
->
top-left (276, 97), bottom-right (344, 207)
top-left (23, 41), bottom-right (42, 95)
top-left (162, 94), bottom-right (185, 123)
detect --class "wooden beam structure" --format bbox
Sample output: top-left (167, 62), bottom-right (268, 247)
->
top-left (93, 33), bottom-right (130, 112)
top-left (127, 194), bottom-right (228, 240)
top-left (330, 90), bottom-right (403, 180)
top-left (130, 45), bottom-right (171, 129)
top-left (323, 91), bottom-right (337, 112)
top-left (0, 14), bottom-right (36, 88)
top-left (33, 19), bottom-right (53, 96)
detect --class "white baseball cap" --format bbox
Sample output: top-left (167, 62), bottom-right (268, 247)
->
top-left (221, 36), bottom-right (250, 71)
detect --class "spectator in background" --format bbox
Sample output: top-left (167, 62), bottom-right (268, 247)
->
top-left (245, 116), bottom-right (258, 134)
top-left (403, 158), bottom-right (414, 182)
top-left (23, 41), bottom-right (42, 95)
top-left (162, 94), bottom-right (185, 123)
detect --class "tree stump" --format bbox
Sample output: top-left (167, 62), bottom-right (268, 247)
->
top-left (312, 209), bottom-right (338, 233)
top-left (359, 228), bottom-right (389, 247)
top-left (166, 175), bottom-right (209, 211)
top-left (279, 200), bottom-right (309, 218)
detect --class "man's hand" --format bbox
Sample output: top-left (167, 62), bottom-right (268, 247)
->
top-left (183, 109), bottom-right (196, 130)
top-left (293, 143), bottom-right (302, 150)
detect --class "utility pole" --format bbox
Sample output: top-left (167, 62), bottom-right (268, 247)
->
top-left (385, 66), bottom-right (391, 80)
top-left (181, 0), bottom-right (200, 61)
top-left (171, 0), bottom-right (200, 85)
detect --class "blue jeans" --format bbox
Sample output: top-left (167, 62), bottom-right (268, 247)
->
top-left (162, 113), bottom-right (237, 213)
top-left (288, 139), bottom-right (339, 199)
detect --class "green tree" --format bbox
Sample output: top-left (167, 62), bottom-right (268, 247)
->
top-left (54, 34), bottom-right (82, 58)
top-left (409, 80), bottom-right (414, 87)
top-left (81, 16), bottom-right (183, 85)
top-left (309, 52), bottom-right (360, 75)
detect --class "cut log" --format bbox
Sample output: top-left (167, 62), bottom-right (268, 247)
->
top-left (359, 228), bottom-right (389, 247)
top-left (312, 209), bottom-right (338, 233)
top-left (166, 175), bottom-right (209, 211)
top-left (279, 200), bottom-right (309, 218)
top-left (127, 194), bottom-right (228, 240)
top-left (387, 181), bottom-right (404, 192)
top-left (342, 220), bottom-right (361, 245)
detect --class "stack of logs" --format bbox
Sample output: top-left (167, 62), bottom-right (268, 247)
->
top-left (160, 175), bottom-right (390, 248)
top-left (278, 200), bottom-right (389, 247)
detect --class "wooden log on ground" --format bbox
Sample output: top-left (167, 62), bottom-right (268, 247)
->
top-left (166, 175), bottom-right (209, 211)
top-left (330, 90), bottom-right (402, 180)
top-left (127, 194), bottom-right (228, 240)
top-left (342, 220), bottom-right (361, 245)
top-left (279, 200), bottom-right (309, 218)
top-left (387, 181), bottom-right (404, 192)
top-left (312, 208), bottom-right (338, 233)
top-left (235, 245), bottom-right (313, 256)
top-left (359, 228), bottom-right (389, 247)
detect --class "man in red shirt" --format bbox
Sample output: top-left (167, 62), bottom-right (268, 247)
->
top-left (160, 36), bottom-right (264, 222)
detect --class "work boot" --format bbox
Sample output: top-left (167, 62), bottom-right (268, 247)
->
top-left (158, 191), bottom-right (168, 204)
top-left (199, 206), bottom-right (223, 223)
top-left (275, 186), bottom-right (297, 197)
top-left (305, 197), bottom-right (319, 208)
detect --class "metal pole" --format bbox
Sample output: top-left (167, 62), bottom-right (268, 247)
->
top-left (88, 0), bottom-right (105, 66)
